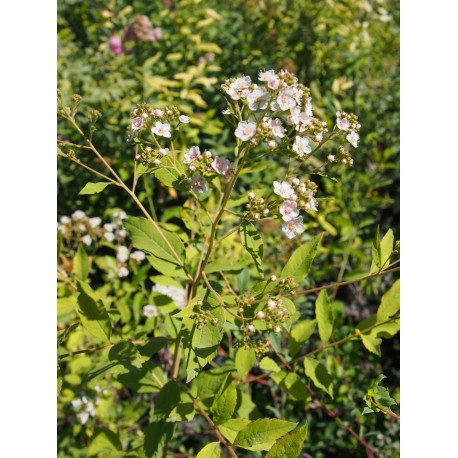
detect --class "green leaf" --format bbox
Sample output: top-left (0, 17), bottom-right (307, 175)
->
top-left (57, 364), bottom-right (62, 395)
top-left (235, 348), bottom-right (256, 378)
top-left (212, 379), bottom-right (237, 425)
top-left (240, 221), bottom-right (264, 276)
top-left (371, 225), bottom-right (381, 272)
top-left (272, 371), bottom-right (309, 401)
top-left (144, 420), bottom-right (175, 458)
top-left (315, 290), bottom-right (333, 343)
top-left (153, 381), bottom-right (195, 423)
top-left (304, 358), bottom-right (333, 398)
top-left (124, 217), bottom-right (186, 278)
top-left (289, 320), bottom-right (316, 357)
top-left (266, 422), bottom-right (308, 458)
top-left (77, 281), bottom-right (111, 342)
top-left (371, 227), bottom-right (394, 272)
top-left (280, 234), bottom-right (322, 281)
top-left (234, 418), bottom-right (297, 451)
top-left (73, 244), bottom-right (90, 281)
top-left (194, 366), bottom-right (236, 399)
top-left (79, 182), bottom-right (112, 195)
top-left (219, 419), bottom-right (251, 443)
top-left (360, 333), bottom-right (382, 356)
top-left (259, 357), bottom-right (281, 373)
top-left (87, 428), bottom-right (121, 456)
top-left (376, 279), bottom-right (400, 322)
top-left (205, 258), bottom-right (248, 274)
top-left (196, 442), bottom-right (221, 458)
top-left (153, 155), bottom-right (184, 188)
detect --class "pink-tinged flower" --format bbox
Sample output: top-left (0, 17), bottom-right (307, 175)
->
top-left (226, 76), bottom-right (251, 100)
top-left (152, 27), bottom-right (162, 40)
top-left (258, 69), bottom-right (280, 90)
top-left (346, 131), bottom-right (359, 147)
top-left (273, 181), bottom-right (294, 199)
top-left (235, 121), bottom-right (257, 141)
top-left (190, 173), bottom-right (208, 194)
top-left (304, 97), bottom-right (313, 117)
top-left (151, 121), bottom-right (171, 137)
top-left (247, 88), bottom-right (270, 111)
top-left (282, 216), bottom-right (305, 239)
top-left (179, 115), bottom-right (190, 123)
top-left (222, 108), bottom-right (231, 115)
top-left (336, 113), bottom-right (350, 131)
top-left (152, 109), bottom-right (164, 117)
top-left (279, 200), bottom-right (299, 221)
top-left (184, 146), bottom-right (201, 164)
top-left (292, 136), bottom-right (312, 157)
top-left (277, 88), bottom-right (297, 111)
top-left (108, 36), bottom-right (123, 55)
top-left (211, 156), bottom-right (231, 175)
top-left (158, 148), bottom-right (169, 156)
top-left (131, 117), bottom-right (144, 130)
top-left (270, 118), bottom-right (286, 138)
top-left (117, 266), bottom-right (129, 278)
top-left (315, 133), bottom-right (323, 142)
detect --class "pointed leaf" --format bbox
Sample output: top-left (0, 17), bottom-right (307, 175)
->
top-left (289, 320), bottom-right (316, 357)
top-left (240, 221), bottom-right (264, 276)
top-left (212, 380), bottom-right (237, 425)
top-left (266, 423), bottom-right (308, 458)
top-left (315, 290), bottom-right (333, 343)
top-left (235, 348), bottom-right (256, 378)
top-left (73, 244), bottom-right (90, 281)
top-left (144, 420), bottom-right (175, 458)
top-left (281, 234), bottom-right (322, 281)
top-left (376, 279), bottom-right (400, 322)
top-left (196, 442), bottom-right (221, 458)
top-left (304, 358), bottom-right (333, 398)
top-left (79, 181), bottom-right (112, 195)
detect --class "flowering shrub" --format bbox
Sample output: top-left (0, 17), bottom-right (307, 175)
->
top-left (58, 66), bottom-right (400, 457)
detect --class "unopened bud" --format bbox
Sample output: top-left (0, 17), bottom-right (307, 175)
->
top-left (270, 275), bottom-right (277, 281)
top-left (247, 324), bottom-right (255, 332)
top-left (197, 300), bottom-right (203, 306)
top-left (274, 326), bottom-right (282, 333)
top-left (263, 208), bottom-right (269, 216)
top-left (153, 158), bottom-right (161, 166)
top-left (248, 192), bottom-right (256, 200)
top-left (292, 178), bottom-right (300, 185)
top-left (256, 311), bottom-right (265, 319)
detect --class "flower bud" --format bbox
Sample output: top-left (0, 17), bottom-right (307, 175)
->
top-left (248, 192), bottom-right (256, 200)
top-left (292, 178), bottom-right (300, 185)
top-left (197, 300), bottom-right (203, 306)
top-left (247, 324), bottom-right (255, 332)
top-left (274, 326), bottom-right (282, 333)
top-left (256, 311), bottom-right (265, 319)
top-left (270, 275), bottom-right (277, 281)
top-left (263, 208), bottom-right (269, 216)
top-left (153, 158), bottom-right (161, 166)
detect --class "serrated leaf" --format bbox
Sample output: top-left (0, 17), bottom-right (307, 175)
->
top-left (73, 244), bottom-right (90, 281)
top-left (315, 290), bottom-right (333, 343)
top-left (234, 418), bottom-right (297, 451)
top-left (235, 348), bottom-right (256, 378)
top-left (266, 422), bottom-right (308, 458)
top-left (240, 221), bottom-right (264, 276)
top-left (196, 442), bottom-right (221, 458)
top-left (304, 358), bottom-right (333, 398)
top-left (280, 234), bottom-right (322, 281)
top-left (376, 279), bottom-right (400, 322)
top-left (211, 380), bottom-right (237, 424)
top-left (289, 320), bottom-right (316, 357)
top-left (79, 181), bottom-right (112, 195)
top-left (77, 281), bottom-right (111, 342)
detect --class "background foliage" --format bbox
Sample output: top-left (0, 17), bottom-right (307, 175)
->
top-left (57, 0), bottom-right (400, 456)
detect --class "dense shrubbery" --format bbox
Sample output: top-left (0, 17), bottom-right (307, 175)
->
top-left (58, 1), bottom-right (400, 457)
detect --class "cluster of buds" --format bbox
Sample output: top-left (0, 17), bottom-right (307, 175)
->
top-left (263, 298), bottom-right (290, 332)
top-left (71, 395), bottom-right (96, 425)
top-left (277, 276), bottom-right (299, 295)
top-left (135, 145), bottom-right (170, 167)
top-left (190, 301), bottom-right (219, 330)
top-left (246, 192), bottom-right (270, 220)
top-left (328, 146), bottom-right (354, 166)
top-left (336, 111), bottom-right (361, 148)
top-left (235, 292), bottom-right (256, 316)
top-left (236, 331), bottom-right (271, 355)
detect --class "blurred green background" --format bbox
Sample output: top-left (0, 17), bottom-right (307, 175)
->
top-left (58, 0), bottom-right (399, 456)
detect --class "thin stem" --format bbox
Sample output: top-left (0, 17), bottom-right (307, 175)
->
top-left (142, 174), bottom-right (158, 222)
top-left (370, 400), bottom-right (400, 420)
top-left (132, 145), bottom-right (139, 193)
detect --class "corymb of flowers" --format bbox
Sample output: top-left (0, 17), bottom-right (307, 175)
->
top-left (127, 69), bottom-right (360, 239)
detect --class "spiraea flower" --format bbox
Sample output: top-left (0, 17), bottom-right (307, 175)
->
top-left (336, 112), bottom-right (350, 131)
top-left (179, 115), bottom-right (190, 123)
top-left (72, 210), bottom-right (85, 221)
top-left (152, 284), bottom-right (186, 309)
top-left (279, 200), bottom-right (300, 221)
top-left (235, 121), bottom-right (257, 141)
top-left (211, 156), bottom-right (231, 175)
top-left (346, 131), bottom-right (359, 148)
top-left (190, 173), bottom-right (208, 194)
top-left (270, 118), bottom-right (286, 138)
top-left (117, 266), bottom-right (129, 278)
top-left (292, 136), bottom-right (312, 157)
top-left (277, 88), bottom-right (297, 111)
top-left (72, 397), bottom-right (96, 425)
top-left (273, 181), bottom-right (295, 199)
top-left (282, 216), bottom-right (305, 239)
top-left (116, 246), bottom-right (129, 263)
top-left (143, 304), bottom-right (158, 318)
top-left (151, 121), bottom-right (171, 138)
top-left (131, 117), bottom-right (144, 130)
top-left (247, 88), bottom-right (270, 111)
top-left (184, 146), bottom-right (201, 164)
top-left (130, 250), bottom-right (146, 262)
top-left (258, 69), bottom-right (280, 90)
top-left (89, 217), bottom-right (101, 228)
top-left (225, 75), bottom-right (252, 100)
top-left (81, 235), bottom-right (92, 246)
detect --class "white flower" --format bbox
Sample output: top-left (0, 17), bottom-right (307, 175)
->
top-left (211, 156), bottom-right (231, 175)
top-left (131, 117), bottom-right (144, 130)
top-left (143, 304), bottom-right (158, 318)
top-left (270, 118), bottom-right (286, 138)
top-left (179, 115), bottom-right (190, 123)
top-left (346, 131), bottom-right (359, 148)
top-left (158, 148), bottom-right (169, 156)
top-left (184, 146), bottom-right (201, 164)
top-left (247, 324), bottom-right (255, 332)
top-left (104, 223), bottom-right (115, 232)
top-left (305, 97), bottom-right (313, 117)
top-left (60, 216), bottom-right (70, 224)
top-left (328, 154), bottom-right (335, 162)
top-left (151, 121), bottom-right (171, 138)
top-left (258, 69), bottom-right (280, 90)
top-left (279, 200), bottom-right (299, 221)
top-left (247, 88), bottom-right (270, 111)
top-left (72, 210), bottom-right (85, 221)
top-left (282, 216), bottom-right (305, 239)
top-left (234, 121), bottom-right (257, 141)
top-left (117, 229), bottom-right (127, 238)
top-left (152, 284), bottom-right (186, 309)
top-left (81, 235), bottom-right (92, 246)
top-left (226, 75), bottom-right (251, 100)
top-left (277, 88), bottom-right (297, 111)
top-left (292, 136), bottom-right (312, 157)
top-left (222, 108), bottom-right (231, 115)
top-left (256, 311), bottom-right (265, 319)
top-left (77, 412), bottom-right (90, 425)
top-left (130, 250), bottom-right (146, 262)
top-left (152, 109), bottom-right (164, 117)
top-left (113, 210), bottom-right (127, 220)
top-left (315, 133), bottom-right (323, 142)
top-left (274, 326), bottom-right (282, 333)
top-left (117, 246), bottom-right (129, 263)
top-left (104, 232), bottom-right (115, 242)
top-left (273, 181), bottom-right (294, 199)
top-left (190, 173), bottom-right (208, 194)
top-left (72, 399), bottom-right (82, 409)
top-left (89, 217), bottom-right (101, 228)
top-left (336, 113), bottom-right (350, 131)
top-left (117, 266), bottom-right (129, 278)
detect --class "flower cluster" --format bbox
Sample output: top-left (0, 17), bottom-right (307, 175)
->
top-left (190, 301), bottom-right (219, 330)
top-left (245, 192), bottom-right (270, 220)
top-left (152, 284), bottom-right (186, 309)
top-left (71, 395), bottom-right (96, 425)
